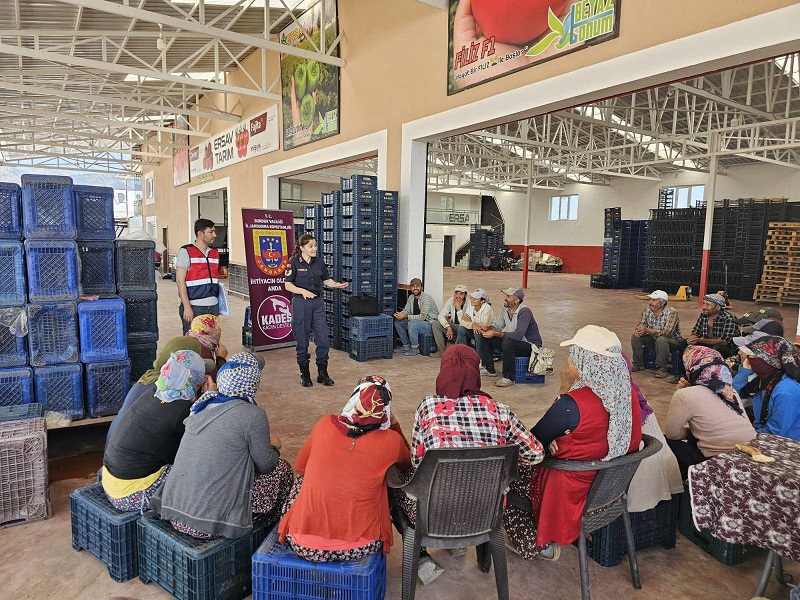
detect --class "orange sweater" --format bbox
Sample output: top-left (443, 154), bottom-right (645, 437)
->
top-left (279, 416), bottom-right (411, 554)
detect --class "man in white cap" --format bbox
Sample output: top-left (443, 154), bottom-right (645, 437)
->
top-left (630, 290), bottom-right (683, 378)
top-left (457, 288), bottom-right (495, 351)
top-left (474, 287), bottom-right (542, 387)
top-left (431, 283), bottom-right (469, 355)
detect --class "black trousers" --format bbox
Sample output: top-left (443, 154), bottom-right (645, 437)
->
top-left (666, 435), bottom-right (707, 480)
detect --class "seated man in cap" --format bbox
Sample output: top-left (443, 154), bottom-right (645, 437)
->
top-left (630, 290), bottom-right (683, 378)
top-left (474, 287), bottom-right (542, 387)
top-left (734, 306), bottom-right (783, 330)
top-left (457, 288), bottom-right (495, 351)
top-left (393, 277), bottom-right (441, 357)
top-left (686, 293), bottom-right (738, 359)
top-left (431, 284), bottom-right (469, 355)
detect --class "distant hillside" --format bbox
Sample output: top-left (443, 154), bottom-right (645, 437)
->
top-left (0, 165), bottom-right (141, 191)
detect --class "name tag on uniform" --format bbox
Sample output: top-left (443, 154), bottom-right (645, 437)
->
top-left (298, 268), bottom-right (308, 272)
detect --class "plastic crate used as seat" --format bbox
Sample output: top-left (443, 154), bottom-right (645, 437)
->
top-left (0, 182), bottom-right (22, 240)
top-left (419, 332), bottom-right (436, 356)
top-left (70, 482), bottom-right (140, 582)
top-left (33, 363), bottom-right (84, 420)
top-left (514, 357), bottom-right (546, 384)
top-left (25, 239), bottom-right (80, 302)
top-left (120, 290), bottom-right (159, 343)
top-left (128, 342), bottom-right (157, 383)
top-left (0, 416), bottom-right (50, 529)
top-left (21, 174), bottom-right (76, 239)
top-left (350, 315), bottom-right (394, 340)
top-left (27, 303), bottom-right (79, 366)
top-left (0, 306), bottom-right (28, 367)
top-left (0, 241), bottom-right (26, 305)
top-left (85, 360), bottom-right (131, 418)
top-left (137, 510), bottom-right (271, 600)
top-left (77, 241), bottom-right (116, 295)
top-left (74, 185), bottom-right (115, 240)
top-left (0, 403), bottom-right (43, 422)
top-left (78, 298), bottom-right (128, 363)
top-left (643, 348), bottom-right (682, 375)
top-left (115, 239), bottom-right (156, 292)
top-left (678, 486), bottom-right (749, 565)
top-left (252, 525), bottom-right (386, 600)
top-left (0, 367), bottom-right (34, 407)
top-left (349, 336), bottom-right (393, 362)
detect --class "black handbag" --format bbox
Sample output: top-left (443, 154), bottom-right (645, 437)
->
top-left (348, 293), bottom-right (380, 316)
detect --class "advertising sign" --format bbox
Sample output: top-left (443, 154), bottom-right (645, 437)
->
top-left (279, 0), bottom-right (340, 150)
top-left (173, 116), bottom-right (190, 187)
top-left (241, 208), bottom-right (296, 351)
top-left (447, 0), bottom-right (621, 95)
top-left (189, 106), bottom-right (279, 178)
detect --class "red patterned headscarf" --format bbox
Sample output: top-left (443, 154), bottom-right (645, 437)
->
top-left (335, 375), bottom-right (392, 438)
top-left (186, 314), bottom-right (221, 351)
top-left (745, 335), bottom-right (800, 425)
top-left (435, 345), bottom-right (491, 399)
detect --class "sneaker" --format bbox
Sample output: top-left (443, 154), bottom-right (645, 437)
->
top-left (404, 348), bottom-right (420, 356)
top-left (653, 368), bottom-right (669, 378)
top-left (631, 363), bottom-right (645, 372)
top-left (394, 346), bottom-right (410, 354)
top-left (536, 542), bottom-right (561, 561)
top-left (495, 377), bottom-right (515, 387)
top-left (480, 367), bottom-right (497, 377)
top-left (417, 556), bottom-right (444, 585)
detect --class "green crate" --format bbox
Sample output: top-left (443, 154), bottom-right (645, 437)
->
top-left (678, 488), bottom-right (749, 565)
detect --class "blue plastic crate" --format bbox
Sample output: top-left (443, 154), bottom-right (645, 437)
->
top-left (0, 241), bottom-right (26, 305)
top-left (33, 363), bottom-right (84, 419)
top-left (120, 290), bottom-right (159, 343)
top-left (85, 359), bottom-right (131, 418)
top-left (25, 240), bottom-right (80, 302)
top-left (77, 240), bottom-right (116, 295)
top-left (0, 367), bottom-right (34, 407)
top-left (0, 307), bottom-right (27, 367)
top-left (115, 239), bottom-right (156, 292)
top-left (252, 525), bottom-right (386, 600)
top-left (514, 357), bottom-right (545, 384)
top-left (418, 332), bottom-right (436, 356)
top-left (138, 510), bottom-right (271, 600)
top-left (341, 215), bottom-right (375, 230)
top-left (0, 402), bottom-right (43, 422)
top-left (128, 342), bottom-right (157, 383)
top-left (27, 303), bottom-right (79, 366)
top-left (0, 182), bottom-right (22, 239)
top-left (21, 174), bottom-right (76, 239)
top-left (349, 315), bottom-right (394, 341)
top-left (74, 185), bottom-right (115, 240)
top-left (341, 265), bottom-right (374, 284)
top-left (349, 336), bottom-right (393, 362)
top-left (341, 175), bottom-right (377, 193)
top-left (71, 482), bottom-right (140, 582)
top-left (78, 298), bottom-right (128, 362)
top-left (348, 278), bottom-right (377, 295)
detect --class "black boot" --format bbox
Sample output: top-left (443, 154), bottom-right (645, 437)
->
top-left (299, 364), bottom-right (313, 387)
top-left (317, 363), bottom-right (334, 386)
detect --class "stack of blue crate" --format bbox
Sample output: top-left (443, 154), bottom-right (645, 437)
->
top-left (320, 191), bottom-right (343, 350)
top-left (376, 190), bottom-right (398, 315)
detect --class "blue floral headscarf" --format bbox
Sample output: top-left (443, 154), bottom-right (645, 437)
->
top-left (154, 350), bottom-right (206, 403)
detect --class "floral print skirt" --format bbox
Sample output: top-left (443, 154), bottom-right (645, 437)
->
top-left (106, 465), bottom-right (172, 512)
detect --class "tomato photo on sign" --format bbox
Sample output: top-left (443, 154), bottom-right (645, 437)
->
top-left (471, 0), bottom-right (569, 45)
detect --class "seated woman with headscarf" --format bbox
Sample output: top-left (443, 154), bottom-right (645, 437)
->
top-left (151, 353), bottom-right (293, 539)
top-left (733, 335), bottom-right (800, 440)
top-left (391, 344), bottom-right (544, 582)
top-left (278, 376), bottom-right (411, 562)
top-left (504, 326), bottom-right (642, 560)
top-left (103, 350), bottom-right (209, 511)
top-left (107, 314), bottom-right (227, 441)
top-left (622, 352), bottom-right (684, 512)
top-left (663, 346), bottom-right (755, 480)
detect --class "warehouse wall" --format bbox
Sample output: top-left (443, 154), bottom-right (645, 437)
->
top-left (145, 0), bottom-right (800, 269)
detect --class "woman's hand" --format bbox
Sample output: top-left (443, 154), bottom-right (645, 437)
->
top-left (335, 281), bottom-right (349, 289)
top-left (302, 289), bottom-right (317, 299)
top-left (548, 440), bottom-right (558, 454)
top-left (675, 377), bottom-right (690, 389)
top-left (215, 342), bottom-right (228, 360)
top-left (201, 375), bottom-right (217, 394)
top-left (270, 435), bottom-right (283, 450)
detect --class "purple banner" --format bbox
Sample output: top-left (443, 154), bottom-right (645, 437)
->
top-left (241, 208), bottom-right (296, 351)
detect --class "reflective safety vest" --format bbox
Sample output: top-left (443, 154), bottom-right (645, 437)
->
top-left (181, 244), bottom-right (219, 301)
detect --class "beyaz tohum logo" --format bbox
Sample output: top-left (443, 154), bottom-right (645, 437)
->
top-left (526, 0), bottom-right (616, 57)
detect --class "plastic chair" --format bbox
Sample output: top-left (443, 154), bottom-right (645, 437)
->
top-left (388, 445), bottom-right (519, 600)
top-left (507, 434), bottom-right (662, 600)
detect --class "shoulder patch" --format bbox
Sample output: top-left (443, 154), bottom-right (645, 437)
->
top-left (285, 266), bottom-right (293, 277)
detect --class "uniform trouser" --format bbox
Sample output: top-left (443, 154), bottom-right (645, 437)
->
top-left (291, 296), bottom-right (329, 366)
top-left (630, 334), bottom-right (683, 369)
top-left (475, 335), bottom-right (532, 379)
top-left (179, 303), bottom-right (220, 335)
top-left (394, 319), bottom-right (432, 348)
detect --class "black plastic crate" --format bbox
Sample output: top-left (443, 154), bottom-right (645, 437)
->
top-left (77, 240), bottom-right (116, 295)
top-left (349, 336), bottom-right (393, 362)
top-left (115, 239), bottom-right (156, 292)
top-left (120, 290), bottom-right (159, 343)
top-left (128, 342), bottom-right (157, 383)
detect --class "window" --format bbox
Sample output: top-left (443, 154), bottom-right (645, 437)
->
top-left (663, 185), bottom-right (705, 208)
top-left (440, 195), bottom-right (454, 211)
top-left (549, 195), bottom-right (579, 221)
top-left (144, 173), bottom-right (155, 205)
top-left (280, 182), bottom-right (303, 200)
top-left (146, 216), bottom-right (157, 238)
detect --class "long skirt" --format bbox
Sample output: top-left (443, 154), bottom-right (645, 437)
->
top-left (280, 475), bottom-right (383, 562)
top-left (502, 463), bottom-right (547, 559)
top-left (170, 458), bottom-right (294, 539)
top-left (106, 465), bottom-right (171, 512)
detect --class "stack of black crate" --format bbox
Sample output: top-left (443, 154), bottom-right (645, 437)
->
top-left (642, 207), bottom-right (705, 294)
top-left (602, 219), bottom-right (648, 289)
top-left (468, 226), bottom-right (502, 270)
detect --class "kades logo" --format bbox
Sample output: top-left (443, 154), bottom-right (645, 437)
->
top-left (257, 295), bottom-right (292, 340)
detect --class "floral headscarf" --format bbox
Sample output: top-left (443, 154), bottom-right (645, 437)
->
top-left (569, 344), bottom-right (632, 460)
top-left (682, 346), bottom-right (743, 416)
top-left (190, 352), bottom-right (263, 414)
top-left (154, 350), bottom-right (206, 403)
top-left (745, 335), bottom-right (800, 425)
top-left (334, 375), bottom-right (392, 439)
top-left (435, 345), bottom-right (491, 399)
top-left (186, 314), bottom-right (221, 351)
top-left (622, 351), bottom-right (652, 426)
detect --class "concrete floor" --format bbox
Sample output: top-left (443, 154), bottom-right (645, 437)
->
top-left (1, 270), bottom-right (797, 600)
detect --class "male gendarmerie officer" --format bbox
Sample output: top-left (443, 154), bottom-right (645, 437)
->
top-left (284, 234), bottom-right (348, 387)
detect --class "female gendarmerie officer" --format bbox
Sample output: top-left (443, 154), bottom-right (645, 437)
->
top-left (284, 234), bottom-right (348, 387)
